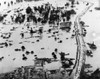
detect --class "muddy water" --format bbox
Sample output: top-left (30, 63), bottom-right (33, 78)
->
top-left (0, 0), bottom-right (99, 75)
top-left (81, 0), bottom-right (100, 71)
top-left (0, 0), bottom-right (77, 74)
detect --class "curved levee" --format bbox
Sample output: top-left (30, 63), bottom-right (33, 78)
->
top-left (69, 2), bottom-right (94, 79)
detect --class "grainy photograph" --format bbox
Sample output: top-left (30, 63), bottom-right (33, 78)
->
top-left (0, 0), bottom-right (100, 79)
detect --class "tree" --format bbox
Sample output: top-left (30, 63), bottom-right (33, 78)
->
top-left (87, 42), bottom-right (97, 50)
top-left (86, 50), bottom-right (93, 57)
top-left (80, 63), bottom-right (93, 79)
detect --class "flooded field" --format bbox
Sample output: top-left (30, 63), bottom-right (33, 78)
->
top-left (0, 0), bottom-right (100, 79)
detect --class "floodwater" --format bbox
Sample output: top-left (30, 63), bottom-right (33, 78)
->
top-left (0, 0), bottom-right (100, 75)
top-left (0, 0), bottom-right (77, 74)
top-left (81, 0), bottom-right (100, 71)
